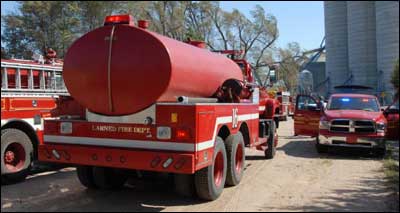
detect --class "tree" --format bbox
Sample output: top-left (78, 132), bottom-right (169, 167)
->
top-left (1, 13), bottom-right (34, 59)
top-left (2, 1), bottom-right (281, 68)
top-left (274, 42), bottom-right (305, 95)
top-left (77, 1), bottom-right (122, 32)
top-left (1, 1), bottom-right (81, 58)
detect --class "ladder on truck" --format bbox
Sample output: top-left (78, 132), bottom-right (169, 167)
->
top-left (1, 61), bottom-right (70, 97)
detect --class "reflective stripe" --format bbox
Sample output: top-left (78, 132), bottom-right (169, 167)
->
top-left (44, 113), bottom-right (259, 152)
top-left (44, 135), bottom-right (195, 152)
top-left (196, 113), bottom-right (258, 151)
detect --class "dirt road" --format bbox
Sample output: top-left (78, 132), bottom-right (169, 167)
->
top-left (1, 118), bottom-right (397, 212)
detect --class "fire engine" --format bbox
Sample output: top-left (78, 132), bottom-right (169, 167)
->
top-left (276, 91), bottom-right (292, 121)
top-left (1, 56), bottom-right (69, 183)
top-left (38, 14), bottom-right (278, 201)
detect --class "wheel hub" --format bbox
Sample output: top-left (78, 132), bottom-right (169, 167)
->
top-left (4, 142), bottom-right (26, 172)
top-left (5, 151), bottom-right (15, 164)
top-left (214, 151), bottom-right (224, 188)
top-left (235, 144), bottom-right (243, 173)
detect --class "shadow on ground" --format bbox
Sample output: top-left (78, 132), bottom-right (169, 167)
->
top-left (1, 169), bottom-right (204, 212)
top-left (261, 172), bottom-right (398, 212)
top-left (277, 139), bottom-right (384, 160)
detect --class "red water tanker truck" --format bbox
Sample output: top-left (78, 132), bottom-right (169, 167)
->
top-left (38, 15), bottom-right (278, 201)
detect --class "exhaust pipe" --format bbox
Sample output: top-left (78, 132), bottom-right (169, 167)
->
top-left (177, 96), bottom-right (218, 103)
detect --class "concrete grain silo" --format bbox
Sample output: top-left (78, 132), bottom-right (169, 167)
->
top-left (376, 1), bottom-right (399, 95)
top-left (324, 1), bottom-right (349, 93)
top-left (347, 1), bottom-right (377, 89)
top-left (323, 1), bottom-right (399, 100)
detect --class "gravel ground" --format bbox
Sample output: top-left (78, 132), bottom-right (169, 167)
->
top-left (2, 118), bottom-right (397, 212)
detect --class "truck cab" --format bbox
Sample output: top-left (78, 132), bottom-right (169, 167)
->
top-left (294, 93), bottom-right (392, 156)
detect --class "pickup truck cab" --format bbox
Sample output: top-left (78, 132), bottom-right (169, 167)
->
top-left (294, 93), bottom-right (390, 156)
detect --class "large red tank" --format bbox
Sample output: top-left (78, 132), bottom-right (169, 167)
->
top-left (63, 24), bottom-right (243, 116)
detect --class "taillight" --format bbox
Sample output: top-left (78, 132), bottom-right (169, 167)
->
top-left (176, 129), bottom-right (189, 139)
top-left (104, 14), bottom-right (134, 26)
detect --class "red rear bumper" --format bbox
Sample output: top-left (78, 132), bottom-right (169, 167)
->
top-left (38, 144), bottom-right (195, 174)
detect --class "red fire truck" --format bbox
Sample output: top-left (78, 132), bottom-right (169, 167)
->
top-left (1, 57), bottom-right (69, 183)
top-left (38, 15), bottom-right (278, 201)
top-left (276, 91), bottom-right (292, 121)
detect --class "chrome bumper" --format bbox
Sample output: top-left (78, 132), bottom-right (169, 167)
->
top-left (318, 135), bottom-right (385, 148)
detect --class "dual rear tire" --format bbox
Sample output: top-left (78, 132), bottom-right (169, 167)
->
top-left (78, 134), bottom-right (246, 201)
top-left (177, 134), bottom-right (246, 201)
top-left (77, 166), bottom-right (128, 189)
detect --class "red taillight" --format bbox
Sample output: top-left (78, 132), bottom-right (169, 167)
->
top-left (176, 129), bottom-right (189, 139)
top-left (104, 14), bottom-right (134, 26)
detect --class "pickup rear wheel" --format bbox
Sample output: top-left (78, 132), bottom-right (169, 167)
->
top-left (1, 129), bottom-right (33, 184)
top-left (373, 147), bottom-right (386, 158)
top-left (225, 132), bottom-right (245, 186)
top-left (195, 137), bottom-right (227, 201)
top-left (92, 167), bottom-right (128, 189)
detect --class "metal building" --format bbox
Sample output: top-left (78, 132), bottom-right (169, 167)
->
top-left (347, 1), bottom-right (377, 89)
top-left (324, 1), bottom-right (349, 93)
top-left (324, 1), bottom-right (399, 102)
top-left (376, 1), bottom-right (399, 99)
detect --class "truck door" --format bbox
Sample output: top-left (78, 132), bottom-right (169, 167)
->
top-left (294, 95), bottom-right (321, 136)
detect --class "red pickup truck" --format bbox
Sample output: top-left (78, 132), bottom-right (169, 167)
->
top-left (294, 93), bottom-right (396, 156)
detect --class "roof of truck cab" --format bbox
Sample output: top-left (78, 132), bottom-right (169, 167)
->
top-left (330, 93), bottom-right (377, 98)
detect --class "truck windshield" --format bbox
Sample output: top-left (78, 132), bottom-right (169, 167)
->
top-left (327, 97), bottom-right (380, 112)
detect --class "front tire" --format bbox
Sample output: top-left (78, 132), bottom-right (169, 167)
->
top-left (195, 137), bottom-right (227, 201)
top-left (225, 132), bottom-right (245, 186)
top-left (265, 122), bottom-right (276, 159)
top-left (316, 136), bottom-right (328, 153)
top-left (1, 129), bottom-right (33, 184)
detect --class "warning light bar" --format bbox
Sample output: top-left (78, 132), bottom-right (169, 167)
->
top-left (104, 14), bottom-right (134, 26)
top-left (341, 98), bottom-right (350, 102)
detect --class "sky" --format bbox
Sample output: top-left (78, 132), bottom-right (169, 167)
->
top-left (1, 1), bottom-right (325, 51)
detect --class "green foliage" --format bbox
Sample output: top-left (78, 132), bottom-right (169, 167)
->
top-left (1, 1), bottom-right (286, 86)
top-left (1, 13), bottom-right (34, 59)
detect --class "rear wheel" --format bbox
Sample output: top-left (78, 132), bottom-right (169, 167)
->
top-left (1, 129), bottom-right (33, 184)
top-left (195, 137), bottom-right (227, 201)
top-left (174, 174), bottom-right (196, 197)
top-left (92, 167), bottom-right (128, 189)
top-left (77, 166), bottom-right (97, 189)
top-left (225, 132), bottom-right (245, 186)
top-left (265, 122), bottom-right (276, 159)
top-left (373, 147), bottom-right (386, 158)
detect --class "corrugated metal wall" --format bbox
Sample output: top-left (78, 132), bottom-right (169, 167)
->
top-left (347, 1), bottom-right (377, 89)
top-left (324, 1), bottom-right (348, 92)
top-left (324, 1), bottom-right (399, 99)
top-left (376, 1), bottom-right (399, 92)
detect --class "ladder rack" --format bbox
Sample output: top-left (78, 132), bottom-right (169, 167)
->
top-left (1, 61), bottom-right (69, 97)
